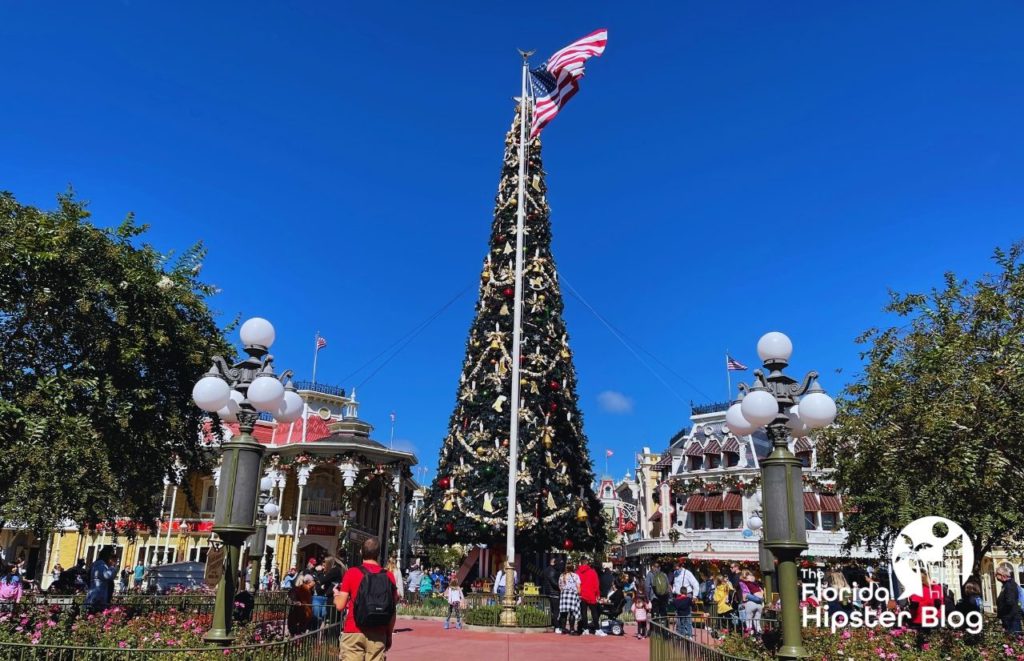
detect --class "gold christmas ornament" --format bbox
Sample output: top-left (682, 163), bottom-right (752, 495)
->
top-left (576, 506), bottom-right (588, 522)
top-left (499, 302), bottom-right (509, 315)
top-left (547, 492), bottom-right (556, 509)
top-left (483, 492), bottom-right (494, 513)
top-left (476, 447), bottom-right (488, 456)
top-left (444, 497), bottom-right (454, 512)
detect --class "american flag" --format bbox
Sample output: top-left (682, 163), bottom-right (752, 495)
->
top-left (529, 29), bottom-right (608, 139)
top-left (726, 355), bottom-right (747, 371)
top-left (316, 336), bottom-right (327, 351)
top-left (605, 449), bottom-right (614, 458)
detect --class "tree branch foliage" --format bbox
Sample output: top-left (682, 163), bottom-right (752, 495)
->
top-left (0, 190), bottom-right (231, 537)
top-left (817, 243), bottom-right (1024, 573)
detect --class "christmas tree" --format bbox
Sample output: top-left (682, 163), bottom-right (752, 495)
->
top-left (419, 107), bottom-right (606, 553)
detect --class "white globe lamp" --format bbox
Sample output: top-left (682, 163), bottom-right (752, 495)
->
top-left (786, 404), bottom-right (811, 438)
top-left (263, 502), bottom-right (280, 518)
top-left (757, 331), bottom-right (793, 362)
top-left (248, 374), bottom-right (285, 413)
top-left (726, 400), bottom-right (756, 436)
top-left (799, 390), bottom-right (837, 428)
top-left (216, 389), bottom-right (244, 423)
top-left (193, 374), bottom-right (231, 412)
top-left (274, 388), bottom-right (305, 423)
top-left (741, 389), bottom-right (779, 426)
top-left (240, 317), bottom-right (276, 349)
top-left (748, 515), bottom-right (763, 531)
top-left (260, 475), bottom-right (274, 493)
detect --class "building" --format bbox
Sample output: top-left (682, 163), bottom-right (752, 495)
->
top-left (4, 383), bottom-right (418, 587)
top-left (596, 473), bottom-right (641, 564)
top-left (626, 401), bottom-right (873, 565)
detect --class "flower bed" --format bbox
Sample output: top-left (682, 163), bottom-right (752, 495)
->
top-left (718, 622), bottom-right (1020, 660)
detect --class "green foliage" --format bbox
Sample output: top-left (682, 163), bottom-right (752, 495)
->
top-left (419, 107), bottom-right (606, 553)
top-left (460, 605), bottom-right (548, 627)
top-left (0, 190), bottom-right (230, 538)
top-left (817, 243), bottom-right (1024, 572)
top-left (425, 544), bottom-right (466, 572)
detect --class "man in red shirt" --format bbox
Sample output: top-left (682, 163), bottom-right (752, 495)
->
top-left (576, 558), bottom-right (604, 636)
top-left (333, 538), bottom-right (398, 660)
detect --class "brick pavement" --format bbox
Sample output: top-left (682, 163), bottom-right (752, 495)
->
top-left (387, 617), bottom-right (651, 661)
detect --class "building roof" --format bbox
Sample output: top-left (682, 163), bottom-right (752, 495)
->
top-left (654, 453), bottom-right (674, 469)
top-left (794, 437), bottom-right (813, 452)
top-left (684, 442), bottom-right (704, 457)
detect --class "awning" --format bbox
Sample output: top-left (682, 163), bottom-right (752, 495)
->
top-left (723, 437), bottom-right (741, 453)
top-left (819, 494), bottom-right (843, 513)
top-left (703, 439), bottom-right (722, 454)
top-left (701, 494), bottom-right (724, 511)
top-left (794, 437), bottom-right (813, 452)
top-left (722, 492), bottom-right (742, 511)
top-left (803, 492), bottom-right (821, 512)
top-left (683, 495), bottom-right (705, 512)
top-left (685, 443), bottom-right (704, 457)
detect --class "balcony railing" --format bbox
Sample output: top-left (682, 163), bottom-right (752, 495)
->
top-left (293, 381), bottom-right (346, 397)
top-left (691, 401), bottom-right (731, 416)
top-left (301, 498), bottom-right (343, 516)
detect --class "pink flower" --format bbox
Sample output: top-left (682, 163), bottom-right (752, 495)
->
top-left (119, 641), bottom-right (127, 648)
top-left (841, 630), bottom-right (851, 639)
top-left (922, 643), bottom-right (931, 651)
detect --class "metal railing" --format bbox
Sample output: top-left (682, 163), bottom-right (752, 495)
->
top-left (301, 497), bottom-right (343, 516)
top-left (293, 381), bottom-right (346, 397)
top-left (0, 620), bottom-right (342, 660)
top-left (650, 617), bottom-right (754, 661)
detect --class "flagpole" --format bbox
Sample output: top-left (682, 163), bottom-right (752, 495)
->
top-left (726, 351), bottom-right (732, 401)
top-left (312, 332), bottom-right (321, 386)
top-left (502, 48), bottom-right (532, 627)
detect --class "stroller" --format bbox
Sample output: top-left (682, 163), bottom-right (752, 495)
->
top-left (598, 588), bottom-right (627, 636)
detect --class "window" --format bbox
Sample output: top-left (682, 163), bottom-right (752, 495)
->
top-left (690, 456), bottom-right (703, 471)
top-left (797, 451), bottom-right (812, 468)
top-left (805, 511), bottom-right (818, 530)
top-left (202, 483), bottom-right (217, 514)
top-left (691, 513), bottom-right (706, 530)
top-left (729, 511), bottom-right (743, 529)
top-left (706, 454), bottom-right (721, 469)
top-left (821, 513), bottom-right (838, 531)
top-left (710, 512), bottom-right (725, 529)
top-left (724, 452), bottom-right (740, 468)
top-left (604, 486), bottom-right (612, 498)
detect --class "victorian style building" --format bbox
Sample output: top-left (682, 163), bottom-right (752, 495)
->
top-left (625, 401), bottom-right (873, 564)
top-left (12, 383), bottom-right (419, 587)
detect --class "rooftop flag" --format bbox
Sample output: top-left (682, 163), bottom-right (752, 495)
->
top-left (529, 29), bottom-right (608, 139)
top-left (726, 355), bottom-right (748, 371)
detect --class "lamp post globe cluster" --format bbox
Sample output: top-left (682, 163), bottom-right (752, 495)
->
top-left (191, 316), bottom-right (296, 645)
top-left (727, 331), bottom-right (837, 660)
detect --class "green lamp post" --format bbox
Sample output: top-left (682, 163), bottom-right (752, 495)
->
top-left (191, 317), bottom-right (305, 645)
top-left (726, 332), bottom-right (837, 660)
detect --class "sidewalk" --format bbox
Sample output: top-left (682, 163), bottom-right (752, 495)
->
top-left (389, 618), bottom-right (650, 661)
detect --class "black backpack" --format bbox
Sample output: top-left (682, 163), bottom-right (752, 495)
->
top-left (354, 566), bottom-right (396, 629)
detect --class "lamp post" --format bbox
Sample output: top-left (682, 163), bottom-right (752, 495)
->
top-left (248, 475), bottom-right (275, 593)
top-left (727, 332), bottom-right (836, 659)
top-left (192, 317), bottom-right (304, 645)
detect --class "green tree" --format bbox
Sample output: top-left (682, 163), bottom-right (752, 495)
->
top-left (418, 108), bottom-right (606, 553)
top-left (0, 190), bottom-right (230, 568)
top-left (817, 243), bottom-right (1024, 576)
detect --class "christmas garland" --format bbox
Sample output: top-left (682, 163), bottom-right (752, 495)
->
top-left (668, 474), bottom-right (762, 496)
top-left (801, 473), bottom-right (837, 493)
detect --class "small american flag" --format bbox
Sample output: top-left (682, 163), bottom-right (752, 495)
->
top-left (529, 29), bottom-right (608, 139)
top-left (726, 355), bottom-right (747, 371)
top-left (316, 336), bottom-right (327, 351)
top-left (605, 449), bottom-right (614, 458)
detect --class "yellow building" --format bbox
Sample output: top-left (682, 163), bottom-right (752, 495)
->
top-left (2, 383), bottom-right (418, 588)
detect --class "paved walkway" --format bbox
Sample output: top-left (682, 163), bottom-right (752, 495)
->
top-left (389, 618), bottom-right (650, 661)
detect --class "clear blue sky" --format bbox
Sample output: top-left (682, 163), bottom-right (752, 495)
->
top-left (3, 2), bottom-right (1022, 482)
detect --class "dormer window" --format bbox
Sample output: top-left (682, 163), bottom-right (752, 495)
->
top-left (724, 452), bottom-right (740, 467)
top-left (690, 455), bottom-right (703, 471)
top-left (796, 451), bottom-right (812, 468)
top-left (706, 453), bottom-right (721, 469)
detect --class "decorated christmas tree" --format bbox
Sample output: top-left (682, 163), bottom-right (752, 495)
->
top-left (419, 107), bottom-right (606, 553)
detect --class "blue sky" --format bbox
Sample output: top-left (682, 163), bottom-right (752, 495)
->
top-left (3, 2), bottom-right (1022, 483)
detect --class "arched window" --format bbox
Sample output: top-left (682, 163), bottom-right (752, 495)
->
top-left (796, 451), bottom-right (812, 468)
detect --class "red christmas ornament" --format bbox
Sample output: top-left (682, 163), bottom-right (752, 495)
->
top-left (445, 522), bottom-right (455, 534)
top-left (624, 521), bottom-right (637, 534)
top-left (548, 402), bottom-right (558, 412)
top-left (438, 476), bottom-right (451, 490)
top-left (563, 539), bottom-right (574, 551)
top-left (503, 287), bottom-right (514, 298)
top-left (549, 380), bottom-right (560, 390)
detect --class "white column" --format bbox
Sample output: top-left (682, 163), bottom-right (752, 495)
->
top-left (162, 485), bottom-right (178, 564)
top-left (394, 468), bottom-right (406, 575)
top-left (290, 466), bottom-right (311, 568)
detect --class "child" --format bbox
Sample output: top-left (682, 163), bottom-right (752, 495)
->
top-left (632, 594), bottom-right (650, 639)
top-left (672, 588), bottom-right (694, 638)
top-left (557, 562), bottom-right (581, 635)
top-left (443, 575), bottom-right (464, 630)
top-left (419, 572), bottom-right (434, 598)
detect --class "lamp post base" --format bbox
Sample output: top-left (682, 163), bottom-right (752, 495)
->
top-left (774, 550), bottom-right (808, 659)
top-left (205, 542), bottom-right (241, 646)
top-left (499, 561), bottom-right (518, 626)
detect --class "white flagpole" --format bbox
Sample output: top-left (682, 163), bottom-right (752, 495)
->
top-left (311, 332), bottom-right (321, 385)
top-left (726, 351), bottom-right (732, 401)
top-left (504, 49), bottom-right (532, 611)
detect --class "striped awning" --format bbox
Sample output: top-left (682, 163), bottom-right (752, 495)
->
top-left (722, 492), bottom-right (742, 511)
top-left (703, 439), bottom-right (722, 454)
top-left (722, 437), bottom-right (741, 453)
top-left (701, 494), bottom-right (725, 511)
top-left (803, 492), bottom-right (821, 512)
top-left (794, 437), bottom-right (813, 452)
top-left (654, 453), bottom-right (674, 468)
top-left (683, 495), bottom-right (705, 512)
top-left (685, 442), bottom-right (705, 457)
top-left (819, 494), bottom-right (843, 513)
